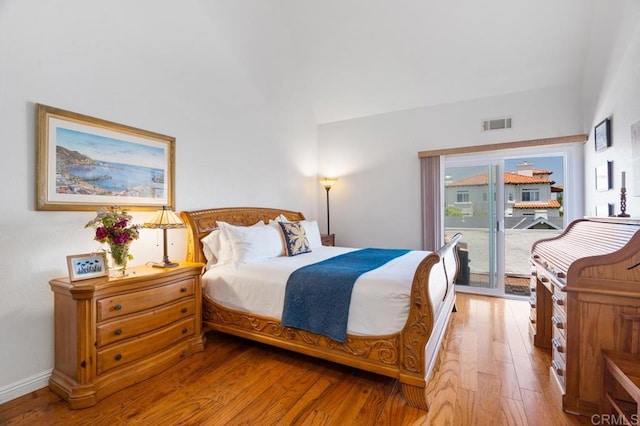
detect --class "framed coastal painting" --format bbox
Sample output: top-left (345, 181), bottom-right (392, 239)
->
top-left (36, 104), bottom-right (175, 211)
top-left (66, 252), bottom-right (108, 281)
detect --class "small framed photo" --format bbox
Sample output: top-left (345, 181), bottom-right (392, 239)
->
top-left (595, 203), bottom-right (614, 217)
top-left (595, 161), bottom-right (613, 191)
top-left (66, 252), bottom-right (108, 282)
top-left (595, 117), bottom-right (611, 152)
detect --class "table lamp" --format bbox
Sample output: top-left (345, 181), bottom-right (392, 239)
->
top-left (143, 206), bottom-right (186, 268)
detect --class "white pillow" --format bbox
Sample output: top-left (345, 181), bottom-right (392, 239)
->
top-left (300, 220), bottom-right (322, 248)
top-left (273, 214), bottom-right (289, 223)
top-left (201, 229), bottom-right (233, 269)
top-left (217, 221), bottom-right (284, 263)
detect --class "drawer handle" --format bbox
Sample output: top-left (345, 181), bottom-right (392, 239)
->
top-left (529, 300), bottom-right (536, 308)
top-left (115, 354), bottom-right (122, 361)
top-left (114, 329), bottom-right (122, 336)
top-left (552, 316), bottom-right (564, 329)
top-left (182, 328), bottom-right (188, 334)
top-left (529, 286), bottom-right (536, 293)
top-left (552, 295), bottom-right (564, 306)
top-left (552, 338), bottom-right (564, 353)
top-left (531, 270), bottom-right (537, 277)
top-left (114, 304), bottom-right (122, 311)
top-left (552, 360), bottom-right (563, 376)
top-left (180, 287), bottom-right (188, 293)
top-left (540, 276), bottom-right (549, 283)
top-left (181, 307), bottom-right (188, 314)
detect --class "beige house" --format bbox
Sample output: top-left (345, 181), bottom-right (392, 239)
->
top-left (446, 162), bottom-right (562, 224)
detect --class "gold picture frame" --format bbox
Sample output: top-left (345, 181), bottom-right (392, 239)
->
top-left (66, 252), bottom-right (108, 282)
top-left (36, 104), bottom-right (175, 211)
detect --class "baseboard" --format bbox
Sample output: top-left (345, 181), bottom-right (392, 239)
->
top-left (0, 370), bottom-right (52, 404)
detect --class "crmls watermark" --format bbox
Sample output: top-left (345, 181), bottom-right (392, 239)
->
top-left (591, 413), bottom-right (639, 425)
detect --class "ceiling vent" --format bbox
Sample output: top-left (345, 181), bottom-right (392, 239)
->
top-left (482, 117), bottom-right (512, 132)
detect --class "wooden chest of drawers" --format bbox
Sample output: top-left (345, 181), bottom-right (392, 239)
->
top-left (49, 263), bottom-right (205, 409)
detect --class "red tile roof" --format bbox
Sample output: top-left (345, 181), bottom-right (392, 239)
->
top-left (447, 172), bottom-right (554, 186)
top-left (513, 200), bottom-right (561, 209)
top-left (504, 172), bottom-right (554, 184)
top-left (532, 169), bottom-right (553, 175)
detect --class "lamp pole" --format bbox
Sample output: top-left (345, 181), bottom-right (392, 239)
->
top-left (325, 186), bottom-right (331, 235)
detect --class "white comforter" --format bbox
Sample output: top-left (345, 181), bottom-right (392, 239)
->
top-left (202, 246), bottom-right (441, 336)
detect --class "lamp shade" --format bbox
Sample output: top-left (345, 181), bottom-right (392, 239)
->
top-left (319, 177), bottom-right (337, 190)
top-left (143, 207), bottom-right (186, 230)
top-left (143, 206), bottom-right (185, 268)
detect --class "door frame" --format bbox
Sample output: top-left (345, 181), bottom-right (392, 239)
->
top-left (442, 142), bottom-right (584, 298)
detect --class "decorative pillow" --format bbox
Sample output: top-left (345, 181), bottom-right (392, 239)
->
top-left (278, 221), bottom-right (311, 256)
top-left (217, 221), bottom-right (284, 263)
top-left (300, 220), bottom-right (322, 248)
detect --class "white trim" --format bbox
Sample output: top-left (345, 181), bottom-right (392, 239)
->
top-left (0, 370), bottom-right (52, 404)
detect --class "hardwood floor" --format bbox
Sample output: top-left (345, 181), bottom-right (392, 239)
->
top-left (0, 293), bottom-right (592, 425)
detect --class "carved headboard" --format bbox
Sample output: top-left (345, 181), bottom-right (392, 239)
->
top-left (180, 207), bottom-right (306, 264)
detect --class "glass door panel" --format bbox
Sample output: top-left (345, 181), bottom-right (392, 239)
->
top-left (444, 165), bottom-right (499, 292)
top-left (503, 156), bottom-right (566, 297)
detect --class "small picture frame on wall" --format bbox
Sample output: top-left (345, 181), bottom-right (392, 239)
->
top-left (595, 117), bottom-right (611, 152)
top-left (66, 252), bottom-right (108, 281)
top-left (594, 203), bottom-right (614, 217)
top-left (595, 161), bottom-right (613, 191)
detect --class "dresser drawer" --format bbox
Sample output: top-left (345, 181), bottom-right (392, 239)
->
top-left (552, 308), bottom-right (566, 339)
top-left (97, 316), bottom-right (195, 375)
top-left (552, 356), bottom-right (566, 390)
top-left (552, 327), bottom-right (567, 363)
top-left (551, 290), bottom-right (566, 315)
top-left (97, 298), bottom-right (195, 347)
top-left (97, 278), bottom-right (195, 322)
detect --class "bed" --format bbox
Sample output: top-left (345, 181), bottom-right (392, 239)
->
top-left (180, 207), bottom-right (461, 410)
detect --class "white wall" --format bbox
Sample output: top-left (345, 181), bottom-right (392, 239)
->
top-left (0, 0), bottom-right (318, 400)
top-left (582, 0), bottom-right (640, 216)
top-left (317, 86), bottom-right (585, 249)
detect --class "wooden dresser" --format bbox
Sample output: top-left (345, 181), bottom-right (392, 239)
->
top-left (530, 218), bottom-right (640, 416)
top-left (49, 262), bottom-right (205, 409)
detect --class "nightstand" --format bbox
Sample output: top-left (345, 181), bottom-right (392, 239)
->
top-left (49, 262), bottom-right (205, 409)
top-left (321, 233), bottom-right (335, 246)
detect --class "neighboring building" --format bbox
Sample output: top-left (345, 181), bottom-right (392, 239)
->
top-left (445, 162), bottom-right (563, 229)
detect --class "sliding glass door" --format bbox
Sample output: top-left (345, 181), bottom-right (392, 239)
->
top-left (444, 151), bottom-right (570, 298)
top-left (444, 164), bottom-right (500, 292)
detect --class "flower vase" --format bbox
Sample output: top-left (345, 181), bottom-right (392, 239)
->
top-left (109, 243), bottom-right (130, 278)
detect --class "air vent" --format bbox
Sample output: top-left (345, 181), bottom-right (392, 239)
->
top-left (482, 117), bottom-right (512, 131)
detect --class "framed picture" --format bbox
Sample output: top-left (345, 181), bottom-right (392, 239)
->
top-left (594, 117), bottom-right (611, 152)
top-left (36, 104), bottom-right (175, 211)
top-left (66, 252), bottom-right (108, 281)
top-left (594, 203), bottom-right (614, 217)
top-left (632, 120), bottom-right (640, 197)
top-left (595, 161), bottom-right (613, 191)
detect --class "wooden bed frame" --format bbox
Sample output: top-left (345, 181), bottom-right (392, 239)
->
top-left (180, 207), bottom-right (461, 410)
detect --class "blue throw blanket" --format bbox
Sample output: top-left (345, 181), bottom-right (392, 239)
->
top-left (281, 248), bottom-right (410, 342)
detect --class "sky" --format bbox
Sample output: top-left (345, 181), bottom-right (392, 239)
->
top-left (56, 127), bottom-right (166, 170)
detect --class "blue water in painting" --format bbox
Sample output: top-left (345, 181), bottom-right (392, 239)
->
top-left (66, 161), bottom-right (164, 193)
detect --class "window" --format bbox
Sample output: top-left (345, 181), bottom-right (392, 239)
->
top-left (522, 188), bottom-right (540, 202)
top-left (456, 191), bottom-right (469, 203)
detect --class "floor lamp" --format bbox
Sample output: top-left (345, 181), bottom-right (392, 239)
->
top-left (319, 177), bottom-right (337, 235)
top-left (143, 206), bottom-right (186, 268)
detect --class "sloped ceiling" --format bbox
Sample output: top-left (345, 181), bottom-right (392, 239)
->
top-left (285, 0), bottom-right (596, 123)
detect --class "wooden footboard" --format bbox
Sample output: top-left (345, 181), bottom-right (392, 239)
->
top-left (181, 207), bottom-right (461, 410)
